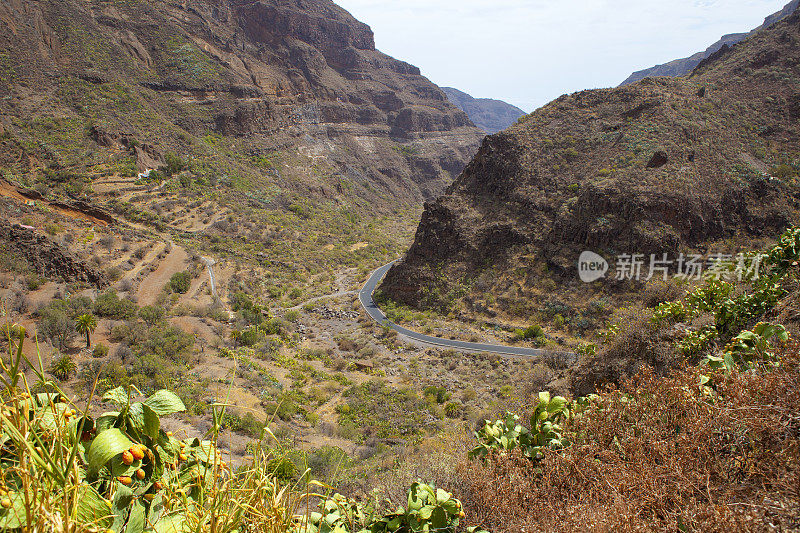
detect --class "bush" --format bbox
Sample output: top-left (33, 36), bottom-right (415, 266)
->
top-left (138, 305), bottom-right (165, 325)
top-left (92, 343), bottom-right (109, 358)
top-left (770, 163), bottom-right (797, 179)
top-left (513, 324), bottom-right (544, 342)
top-left (93, 290), bottom-right (137, 320)
top-left (444, 401), bottom-right (462, 418)
top-left (162, 152), bottom-right (186, 177)
top-left (168, 272), bottom-right (191, 294)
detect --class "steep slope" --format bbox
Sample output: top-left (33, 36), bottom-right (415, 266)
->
top-left (0, 0), bottom-right (482, 205)
top-left (382, 9), bottom-right (800, 317)
top-left (442, 87), bottom-right (526, 134)
top-left (621, 0), bottom-right (799, 86)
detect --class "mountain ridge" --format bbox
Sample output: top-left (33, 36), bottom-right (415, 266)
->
top-left (620, 0), bottom-right (799, 86)
top-left (442, 87), bottom-right (526, 134)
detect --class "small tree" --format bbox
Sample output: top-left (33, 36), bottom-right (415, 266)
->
top-left (38, 309), bottom-right (75, 351)
top-left (169, 272), bottom-right (191, 294)
top-left (75, 313), bottom-right (98, 348)
top-left (139, 305), bottom-right (165, 326)
top-left (49, 353), bottom-right (76, 381)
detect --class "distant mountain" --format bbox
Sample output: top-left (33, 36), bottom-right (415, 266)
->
top-left (442, 88), bottom-right (526, 134)
top-left (620, 0), bottom-right (799, 86)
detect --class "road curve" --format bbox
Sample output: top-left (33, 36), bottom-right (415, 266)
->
top-left (359, 261), bottom-right (547, 358)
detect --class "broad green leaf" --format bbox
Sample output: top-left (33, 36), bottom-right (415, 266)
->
top-left (144, 390), bottom-right (186, 416)
top-left (76, 483), bottom-right (114, 527)
top-left (408, 483), bottom-right (424, 510)
top-left (153, 512), bottom-right (187, 533)
top-left (34, 392), bottom-right (62, 407)
top-left (547, 396), bottom-right (568, 414)
top-left (129, 403), bottom-right (160, 440)
top-left (441, 498), bottom-right (460, 515)
top-left (723, 353), bottom-right (736, 372)
top-left (538, 391), bottom-right (551, 407)
top-left (419, 505), bottom-right (435, 520)
top-left (435, 488), bottom-right (451, 504)
top-left (0, 490), bottom-right (27, 529)
top-left (38, 402), bottom-right (70, 431)
top-left (125, 501), bottom-right (146, 533)
top-left (88, 428), bottom-right (133, 473)
top-left (429, 505), bottom-right (448, 528)
top-left (103, 387), bottom-right (130, 407)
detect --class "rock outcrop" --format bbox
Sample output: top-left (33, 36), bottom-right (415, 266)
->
top-left (0, 223), bottom-right (108, 287)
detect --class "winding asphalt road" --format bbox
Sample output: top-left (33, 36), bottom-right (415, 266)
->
top-left (359, 261), bottom-right (548, 357)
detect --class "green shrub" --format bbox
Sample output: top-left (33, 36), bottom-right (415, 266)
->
top-left (168, 272), bottom-right (191, 294)
top-left (469, 392), bottom-right (577, 462)
top-left (37, 308), bottom-right (76, 351)
top-left (26, 274), bottom-right (44, 291)
top-left (92, 343), bottom-right (109, 358)
top-left (266, 456), bottom-right (296, 482)
top-left (444, 401), bottom-right (462, 418)
top-left (93, 290), bottom-right (137, 320)
top-left (423, 385), bottom-right (450, 404)
top-left (513, 324), bottom-right (544, 343)
top-left (770, 163), bottom-right (797, 179)
top-left (162, 152), bottom-right (186, 177)
top-left (138, 305), bottom-right (165, 325)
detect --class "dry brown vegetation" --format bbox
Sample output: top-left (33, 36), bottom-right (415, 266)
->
top-left (456, 342), bottom-right (800, 532)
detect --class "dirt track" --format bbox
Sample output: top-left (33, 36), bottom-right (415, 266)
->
top-left (136, 242), bottom-right (189, 305)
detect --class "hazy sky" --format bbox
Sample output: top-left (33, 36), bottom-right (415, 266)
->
top-left (334, 0), bottom-right (790, 112)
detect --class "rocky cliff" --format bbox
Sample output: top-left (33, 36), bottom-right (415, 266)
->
top-left (442, 88), bottom-right (526, 134)
top-left (620, 0), bottom-right (799, 86)
top-left (0, 222), bottom-right (108, 287)
top-left (0, 0), bottom-right (482, 206)
top-left (383, 9), bottom-right (800, 314)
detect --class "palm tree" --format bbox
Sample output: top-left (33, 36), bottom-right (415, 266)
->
top-left (75, 314), bottom-right (98, 348)
top-left (230, 329), bottom-right (241, 349)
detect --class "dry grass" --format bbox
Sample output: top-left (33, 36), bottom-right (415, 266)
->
top-left (456, 341), bottom-right (800, 532)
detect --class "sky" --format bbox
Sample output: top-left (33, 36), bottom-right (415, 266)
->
top-left (334, 0), bottom-right (790, 112)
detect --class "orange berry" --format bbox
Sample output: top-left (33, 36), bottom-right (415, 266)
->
top-left (121, 451), bottom-right (134, 465)
top-left (0, 498), bottom-right (11, 509)
top-left (117, 476), bottom-right (132, 486)
top-left (154, 481), bottom-right (164, 491)
top-left (135, 469), bottom-right (146, 480)
top-left (179, 453), bottom-right (188, 462)
top-left (166, 431), bottom-right (173, 437)
top-left (130, 446), bottom-right (145, 461)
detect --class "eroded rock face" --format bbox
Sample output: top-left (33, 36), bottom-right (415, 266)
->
top-left (0, 223), bottom-right (108, 287)
top-left (0, 0), bottom-right (483, 204)
top-left (382, 10), bottom-right (800, 308)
